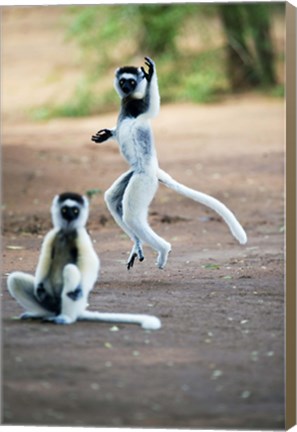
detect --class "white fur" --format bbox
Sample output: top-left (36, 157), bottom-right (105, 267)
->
top-left (79, 310), bottom-right (161, 330)
top-left (7, 194), bottom-right (161, 328)
top-left (106, 58), bottom-right (171, 269)
top-left (35, 228), bottom-right (59, 287)
top-left (158, 169), bottom-right (247, 245)
top-left (9, 225), bottom-right (100, 324)
top-left (7, 272), bottom-right (53, 318)
top-left (8, 194), bottom-right (100, 324)
top-left (96, 57), bottom-right (247, 269)
top-left (133, 68), bottom-right (148, 99)
top-left (140, 66), bottom-right (160, 119)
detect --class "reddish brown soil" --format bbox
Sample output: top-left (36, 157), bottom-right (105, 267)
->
top-left (2, 7), bottom-right (285, 430)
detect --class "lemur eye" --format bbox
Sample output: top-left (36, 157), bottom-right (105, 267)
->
top-left (129, 79), bottom-right (136, 86)
top-left (61, 207), bottom-right (67, 214)
top-left (73, 207), bottom-right (79, 215)
top-left (119, 79), bottom-right (125, 86)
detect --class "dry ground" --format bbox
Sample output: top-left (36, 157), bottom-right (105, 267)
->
top-left (1, 6), bottom-right (285, 430)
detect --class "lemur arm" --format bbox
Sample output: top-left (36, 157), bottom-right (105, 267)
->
top-left (91, 127), bottom-right (117, 144)
top-left (34, 228), bottom-right (59, 287)
top-left (76, 228), bottom-right (100, 294)
top-left (140, 57), bottom-right (160, 119)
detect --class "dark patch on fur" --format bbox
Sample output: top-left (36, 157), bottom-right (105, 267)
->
top-left (120, 93), bottom-right (150, 119)
top-left (110, 171), bottom-right (134, 217)
top-left (116, 66), bottom-right (139, 76)
top-left (58, 192), bottom-right (84, 205)
top-left (136, 127), bottom-right (152, 156)
top-left (42, 229), bottom-right (79, 303)
top-left (36, 283), bottom-right (61, 314)
top-left (67, 287), bottom-right (83, 301)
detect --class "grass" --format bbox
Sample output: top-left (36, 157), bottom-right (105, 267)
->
top-left (30, 48), bottom-right (283, 121)
top-left (31, 80), bottom-right (117, 120)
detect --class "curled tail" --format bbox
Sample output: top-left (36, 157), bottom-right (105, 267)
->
top-left (78, 310), bottom-right (161, 330)
top-left (158, 168), bottom-right (247, 245)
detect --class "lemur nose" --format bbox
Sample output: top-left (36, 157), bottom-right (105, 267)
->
top-left (61, 206), bottom-right (79, 221)
top-left (122, 83), bottom-right (131, 94)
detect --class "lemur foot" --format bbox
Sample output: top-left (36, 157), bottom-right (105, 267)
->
top-left (156, 243), bottom-right (171, 269)
top-left (91, 129), bottom-right (112, 143)
top-left (127, 253), bottom-right (145, 270)
top-left (19, 312), bottom-right (44, 321)
top-left (127, 245), bottom-right (145, 270)
top-left (44, 314), bottom-right (73, 325)
top-left (127, 253), bottom-right (137, 270)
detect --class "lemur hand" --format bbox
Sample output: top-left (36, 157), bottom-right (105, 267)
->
top-left (141, 56), bottom-right (154, 82)
top-left (91, 129), bottom-right (113, 143)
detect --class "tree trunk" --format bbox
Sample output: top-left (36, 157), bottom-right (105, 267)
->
top-left (219, 4), bottom-right (260, 90)
top-left (245, 3), bottom-right (277, 86)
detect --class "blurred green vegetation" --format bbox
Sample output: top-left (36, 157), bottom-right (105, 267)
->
top-left (34, 3), bottom-right (284, 119)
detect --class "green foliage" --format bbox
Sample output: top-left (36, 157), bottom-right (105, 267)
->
top-left (271, 84), bottom-right (285, 98)
top-left (52, 81), bottom-right (94, 117)
top-left (243, 3), bottom-right (278, 85)
top-left (31, 78), bottom-right (117, 120)
top-left (85, 188), bottom-right (103, 199)
top-left (218, 3), bottom-right (283, 90)
top-left (181, 50), bottom-right (229, 103)
top-left (136, 4), bottom-right (193, 55)
top-left (33, 4), bottom-right (284, 119)
top-left (66, 5), bottom-right (139, 71)
top-left (202, 263), bottom-right (221, 270)
top-left (31, 79), bottom-right (95, 119)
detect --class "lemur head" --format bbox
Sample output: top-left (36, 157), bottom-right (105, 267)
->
top-left (114, 66), bottom-right (147, 100)
top-left (51, 192), bottom-right (89, 231)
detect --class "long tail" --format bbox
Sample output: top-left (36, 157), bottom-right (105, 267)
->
top-left (78, 310), bottom-right (161, 330)
top-left (158, 168), bottom-right (247, 245)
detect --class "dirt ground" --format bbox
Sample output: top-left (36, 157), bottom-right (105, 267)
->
top-left (2, 7), bottom-right (285, 430)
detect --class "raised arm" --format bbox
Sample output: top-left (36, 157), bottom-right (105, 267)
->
top-left (140, 57), bottom-right (160, 119)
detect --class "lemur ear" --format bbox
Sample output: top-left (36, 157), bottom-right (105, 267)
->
top-left (82, 195), bottom-right (89, 208)
top-left (139, 67), bottom-right (146, 78)
top-left (51, 195), bottom-right (59, 209)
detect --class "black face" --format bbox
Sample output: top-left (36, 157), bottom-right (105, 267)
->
top-left (116, 66), bottom-right (140, 96)
top-left (58, 192), bottom-right (83, 223)
top-left (119, 77), bottom-right (137, 95)
top-left (60, 205), bottom-right (80, 222)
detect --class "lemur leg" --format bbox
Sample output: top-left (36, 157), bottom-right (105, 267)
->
top-left (105, 170), bottom-right (144, 268)
top-left (45, 264), bottom-right (87, 324)
top-left (122, 173), bottom-right (171, 269)
top-left (7, 272), bottom-right (53, 319)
